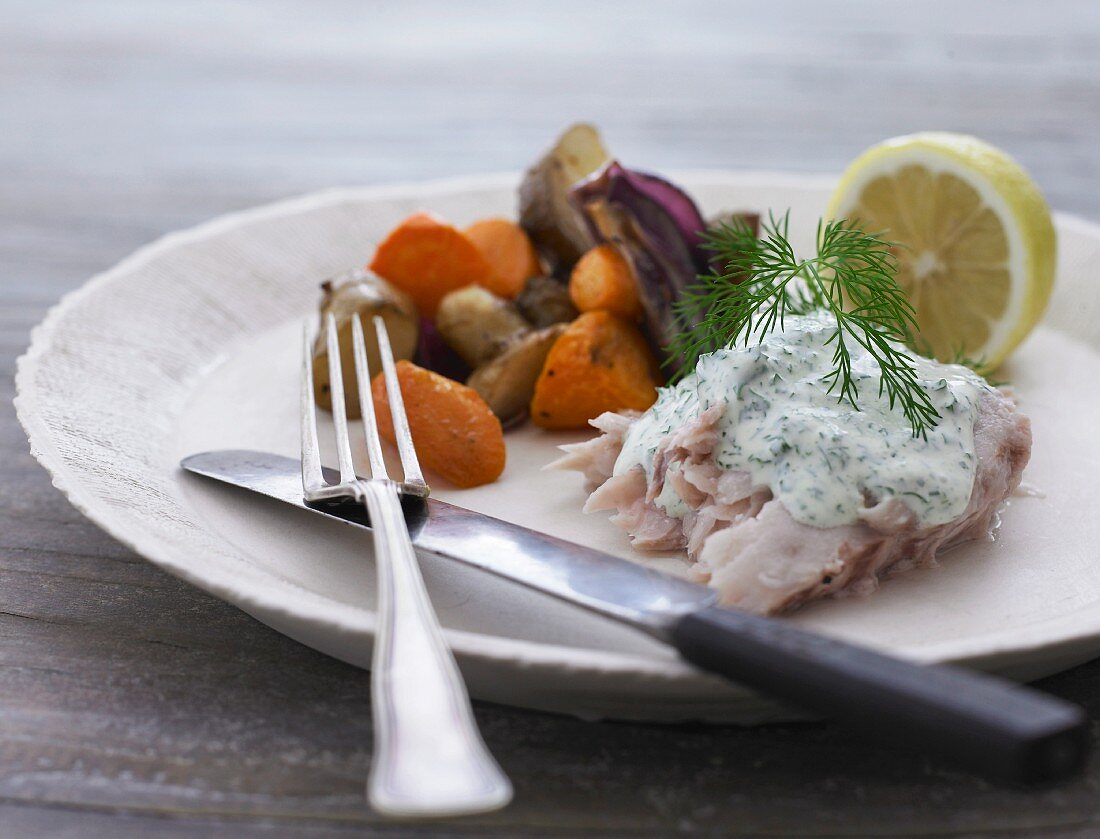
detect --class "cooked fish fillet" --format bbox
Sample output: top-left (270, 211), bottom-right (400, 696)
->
top-left (553, 390), bottom-right (1031, 614)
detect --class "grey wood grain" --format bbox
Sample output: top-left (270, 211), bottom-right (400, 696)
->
top-left (4, 1), bottom-right (1100, 835)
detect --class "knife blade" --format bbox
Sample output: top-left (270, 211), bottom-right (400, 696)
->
top-left (181, 448), bottom-right (717, 631)
top-left (181, 448), bottom-right (1088, 785)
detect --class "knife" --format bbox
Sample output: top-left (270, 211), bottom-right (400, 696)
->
top-left (182, 449), bottom-right (1088, 784)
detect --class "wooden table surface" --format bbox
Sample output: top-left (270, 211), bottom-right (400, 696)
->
top-left (5, 2), bottom-right (1100, 836)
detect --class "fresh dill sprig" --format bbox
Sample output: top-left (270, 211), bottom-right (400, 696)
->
top-left (667, 210), bottom-right (941, 438)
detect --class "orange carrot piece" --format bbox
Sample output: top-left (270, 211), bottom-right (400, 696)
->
top-left (372, 360), bottom-right (505, 488)
top-left (568, 244), bottom-right (642, 320)
top-left (530, 311), bottom-right (660, 430)
top-left (464, 217), bottom-right (542, 298)
top-left (369, 212), bottom-right (492, 317)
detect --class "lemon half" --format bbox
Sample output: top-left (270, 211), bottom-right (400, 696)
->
top-left (827, 133), bottom-right (1056, 369)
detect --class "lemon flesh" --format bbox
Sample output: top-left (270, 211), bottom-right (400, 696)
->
top-left (827, 133), bottom-right (1056, 370)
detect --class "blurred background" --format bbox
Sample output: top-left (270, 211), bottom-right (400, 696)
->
top-left (6, 0), bottom-right (1099, 309)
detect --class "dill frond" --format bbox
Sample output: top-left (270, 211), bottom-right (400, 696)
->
top-left (667, 210), bottom-right (941, 438)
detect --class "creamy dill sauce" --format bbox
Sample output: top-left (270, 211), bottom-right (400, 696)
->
top-left (615, 312), bottom-right (993, 529)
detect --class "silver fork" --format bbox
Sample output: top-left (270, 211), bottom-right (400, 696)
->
top-left (302, 312), bottom-right (512, 817)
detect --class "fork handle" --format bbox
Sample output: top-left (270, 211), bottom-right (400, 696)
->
top-left (360, 481), bottom-right (512, 817)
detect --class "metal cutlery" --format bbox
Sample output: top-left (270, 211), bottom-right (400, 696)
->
top-left (183, 444), bottom-right (1089, 786)
top-left (301, 312), bottom-right (511, 817)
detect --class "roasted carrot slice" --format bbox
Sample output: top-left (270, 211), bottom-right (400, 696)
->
top-left (369, 212), bottom-right (492, 317)
top-left (372, 360), bottom-right (505, 488)
top-left (464, 217), bottom-right (542, 299)
top-left (568, 244), bottom-right (642, 320)
top-left (530, 311), bottom-right (660, 429)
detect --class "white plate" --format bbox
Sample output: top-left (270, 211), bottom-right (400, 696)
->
top-left (16, 172), bottom-right (1100, 723)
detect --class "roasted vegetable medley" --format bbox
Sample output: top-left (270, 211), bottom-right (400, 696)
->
top-left (312, 123), bottom-right (742, 487)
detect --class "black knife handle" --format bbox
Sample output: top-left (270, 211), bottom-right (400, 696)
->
top-left (671, 606), bottom-right (1088, 784)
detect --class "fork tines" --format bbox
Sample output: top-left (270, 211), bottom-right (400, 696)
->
top-left (301, 313), bottom-right (429, 501)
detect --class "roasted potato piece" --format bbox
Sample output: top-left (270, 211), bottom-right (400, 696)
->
top-left (312, 269), bottom-right (419, 418)
top-left (435, 285), bottom-right (529, 368)
top-left (514, 275), bottom-right (578, 328)
top-left (518, 123), bottom-right (610, 277)
top-left (467, 323), bottom-right (568, 424)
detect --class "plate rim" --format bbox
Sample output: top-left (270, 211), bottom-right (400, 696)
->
top-left (16, 171), bottom-right (1100, 715)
